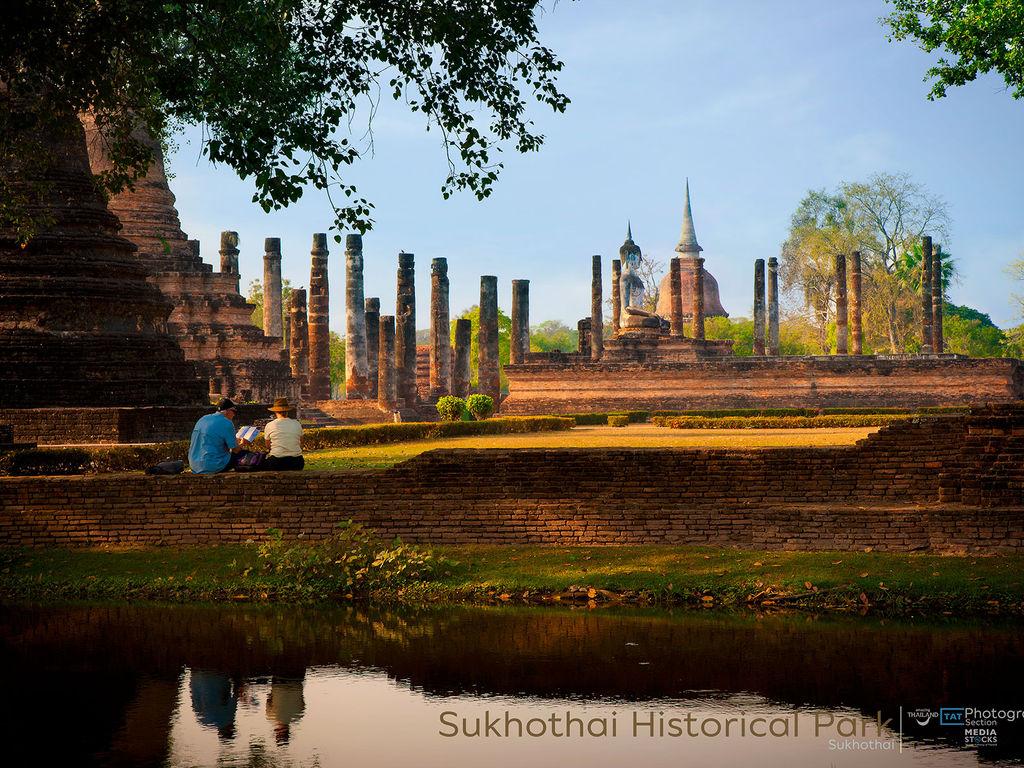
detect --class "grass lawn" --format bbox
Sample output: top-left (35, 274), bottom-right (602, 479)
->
top-left (3, 542), bottom-right (1020, 615)
top-left (304, 424), bottom-right (877, 470)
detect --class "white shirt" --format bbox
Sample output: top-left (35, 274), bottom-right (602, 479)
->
top-left (264, 418), bottom-right (303, 457)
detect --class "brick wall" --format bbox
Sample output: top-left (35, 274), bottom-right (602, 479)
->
top-left (502, 356), bottom-right (1024, 413)
top-left (0, 403), bottom-right (272, 445)
top-left (2, 413), bottom-right (1022, 552)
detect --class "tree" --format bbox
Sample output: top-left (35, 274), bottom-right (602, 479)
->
top-left (780, 190), bottom-right (857, 353)
top-left (329, 331), bottom-right (346, 397)
top-left (781, 173), bottom-right (951, 353)
top-left (884, 1), bottom-right (1024, 100)
top-left (942, 304), bottom-right (1007, 357)
top-left (635, 253), bottom-right (665, 313)
top-left (1005, 258), bottom-right (1024, 357)
top-left (451, 305), bottom-right (511, 391)
top-left (1, 1), bottom-right (569, 242)
top-left (247, 278), bottom-right (293, 331)
top-left (529, 319), bottom-right (577, 353)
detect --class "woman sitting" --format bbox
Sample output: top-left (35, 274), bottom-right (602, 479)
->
top-left (262, 398), bottom-right (304, 471)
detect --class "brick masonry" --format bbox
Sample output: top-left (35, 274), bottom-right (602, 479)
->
top-left (1, 409), bottom-right (1022, 551)
top-left (502, 356), bottom-right (1024, 413)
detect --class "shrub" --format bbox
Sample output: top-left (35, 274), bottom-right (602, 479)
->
top-left (466, 393), bottom-right (495, 420)
top-left (436, 396), bottom-right (466, 422)
top-left (607, 415), bottom-right (630, 428)
top-left (570, 411), bottom-right (650, 425)
top-left (253, 521), bottom-right (459, 598)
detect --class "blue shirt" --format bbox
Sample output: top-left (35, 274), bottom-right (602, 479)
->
top-left (188, 413), bottom-right (237, 474)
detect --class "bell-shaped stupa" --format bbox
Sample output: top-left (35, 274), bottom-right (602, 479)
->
top-left (656, 180), bottom-right (728, 319)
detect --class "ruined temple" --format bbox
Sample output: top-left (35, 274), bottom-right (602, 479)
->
top-left (0, 104), bottom-right (210, 441)
top-left (83, 117), bottom-right (295, 403)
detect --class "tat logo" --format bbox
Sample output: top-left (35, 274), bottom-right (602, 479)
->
top-left (940, 708), bottom-right (966, 727)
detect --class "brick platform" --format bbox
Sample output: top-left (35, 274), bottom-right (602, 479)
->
top-left (2, 410), bottom-right (1022, 551)
top-left (502, 356), bottom-right (1024, 413)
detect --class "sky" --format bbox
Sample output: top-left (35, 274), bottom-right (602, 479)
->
top-left (166, 0), bottom-right (1024, 333)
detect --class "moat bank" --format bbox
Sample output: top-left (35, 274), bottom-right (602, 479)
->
top-left (3, 543), bottom-right (1024, 616)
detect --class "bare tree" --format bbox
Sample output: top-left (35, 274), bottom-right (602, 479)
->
top-left (635, 254), bottom-right (665, 314)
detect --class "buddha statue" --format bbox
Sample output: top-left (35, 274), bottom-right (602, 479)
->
top-left (618, 224), bottom-right (663, 330)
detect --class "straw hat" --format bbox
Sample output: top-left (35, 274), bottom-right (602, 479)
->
top-left (269, 397), bottom-right (293, 414)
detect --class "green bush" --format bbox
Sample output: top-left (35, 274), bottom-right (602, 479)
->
top-left (570, 411), bottom-right (650, 425)
top-left (300, 416), bottom-right (573, 451)
top-left (253, 521), bottom-right (459, 598)
top-left (436, 396), bottom-right (466, 422)
top-left (0, 442), bottom-right (188, 476)
top-left (466, 393), bottom-right (495, 420)
top-left (651, 414), bottom-right (913, 429)
top-left (607, 415), bottom-right (629, 428)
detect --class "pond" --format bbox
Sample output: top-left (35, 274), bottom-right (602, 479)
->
top-left (1, 603), bottom-right (1022, 767)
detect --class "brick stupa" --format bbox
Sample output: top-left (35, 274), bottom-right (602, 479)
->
top-left (0, 107), bottom-right (208, 411)
top-left (83, 117), bottom-right (295, 403)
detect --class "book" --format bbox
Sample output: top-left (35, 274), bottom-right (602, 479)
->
top-left (236, 426), bottom-right (261, 442)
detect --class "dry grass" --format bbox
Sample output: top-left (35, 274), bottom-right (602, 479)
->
top-left (305, 424), bottom-right (877, 470)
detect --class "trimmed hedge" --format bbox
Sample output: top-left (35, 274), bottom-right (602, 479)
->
top-left (651, 414), bottom-right (915, 430)
top-left (570, 411), bottom-right (650, 426)
top-left (0, 417), bottom-right (576, 476)
top-left (301, 416), bottom-right (574, 451)
top-left (607, 415), bottom-right (630, 428)
top-left (569, 406), bottom-right (971, 424)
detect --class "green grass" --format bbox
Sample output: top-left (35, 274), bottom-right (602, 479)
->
top-left (3, 543), bottom-right (1022, 615)
top-left (304, 424), bottom-right (875, 470)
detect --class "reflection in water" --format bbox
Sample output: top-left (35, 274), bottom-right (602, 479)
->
top-left (1, 603), bottom-right (1022, 767)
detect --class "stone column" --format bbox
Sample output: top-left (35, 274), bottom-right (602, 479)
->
top-left (307, 233), bottom-right (332, 401)
top-left (577, 318), bottom-right (592, 357)
top-left (219, 231), bottom-right (240, 293)
top-left (395, 252), bottom-right (417, 406)
top-left (932, 243), bottom-right (944, 353)
top-left (430, 258), bottom-right (452, 398)
top-left (692, 258), bottom-right (706, 341)
top-left (377, 315), bottom-right (397, 410)
top-left (591, 255), bottom-right (603, 360)
top-left (850, 250), bottom-right (863, 355)
top-left (453, 318), bottom-right (472, 398)
top-left (478, 275), bottom-right (501, 401)
top-left (263, 237), bottom-right (283, 338)
top-left (365, 297), bottom-right (380, 399)
top-left (344, 234), bottom-right (369, 399)
top-left (670, 257), bottom-right (684, 338)
top-left (611, 259), bottom-right (622, 336)
top-left (510, 279), bottom-right (530, 365)
top-left (921, 235), bottom-right (934, 354)
top-left (835, 253), bottom-right (848, 355)
top-left (767, 256), bottom-right (780, 355)
top-left (219, 231), bottom-right (239, 275)
top-left (288, 288), bottom-right (309, 401)
top-left (753, 259), bottom-right (766, 355)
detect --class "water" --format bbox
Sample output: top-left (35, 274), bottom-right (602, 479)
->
top-left (1, 603), bottom-right (1023, 767)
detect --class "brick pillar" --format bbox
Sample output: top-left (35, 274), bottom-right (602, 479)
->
top-left (510, 279), bottom-right (530, 365)
top-left (262, 237), bottom-right (283, 339)
top-left (932, 243), bottom-right (944, 353)
top-left (921, 235), bottom-right (934, 354)
top-left (377, 315), bottom-right (397, 410)
top-left (395, 252), bottom-right (417, 406)
top-left (344, 234), bottom-right (369, 399)
top-left (219, 231), bottom-right (239, 275)
top-left (453, 318), bottom-right (472, 398)
top-left (307, 233), bottom-right (331, 401)
top-left (835, 253), bottom-right (848, 355)
top-left (850, 250), bottom-right (863, 355)
top-left (767, 256), bottom-right (780, 355)
top-left (611, 259), bottom-right (622, 336)
top-left (288, 288), bottom-right (309, 401)
top-left (753, 258), bottom-right (766, 355)
top-left (591, 255), bottom-right (603, 360)
top-left (365, 297), bottom-right (380, 399)
top-left (577, 318), bottom-right (592, 356)
top-left (670, 257), bottom-right (684, 338)
top-left (692, 258), bottom-right (706, 341)
top-left (429, 257), bottom-right (452, 398)
top-left (478, 275), bottom-right (501, 401)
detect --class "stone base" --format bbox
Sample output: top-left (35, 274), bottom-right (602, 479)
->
top-left (0, 404), bottom-right (274, 445)
top-left (605, 333), bottom-right (734, 362)
top-left (502, 355), bottom-right (1024, 414)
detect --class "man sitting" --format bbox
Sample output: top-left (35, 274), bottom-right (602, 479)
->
top-left (262, 398), bottom-right (304, 471)
top-left (188, 399), bottom-right (240, 474)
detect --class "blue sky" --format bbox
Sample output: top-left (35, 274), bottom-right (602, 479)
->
top-left (167, 0), bottom-right (1024, 332)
